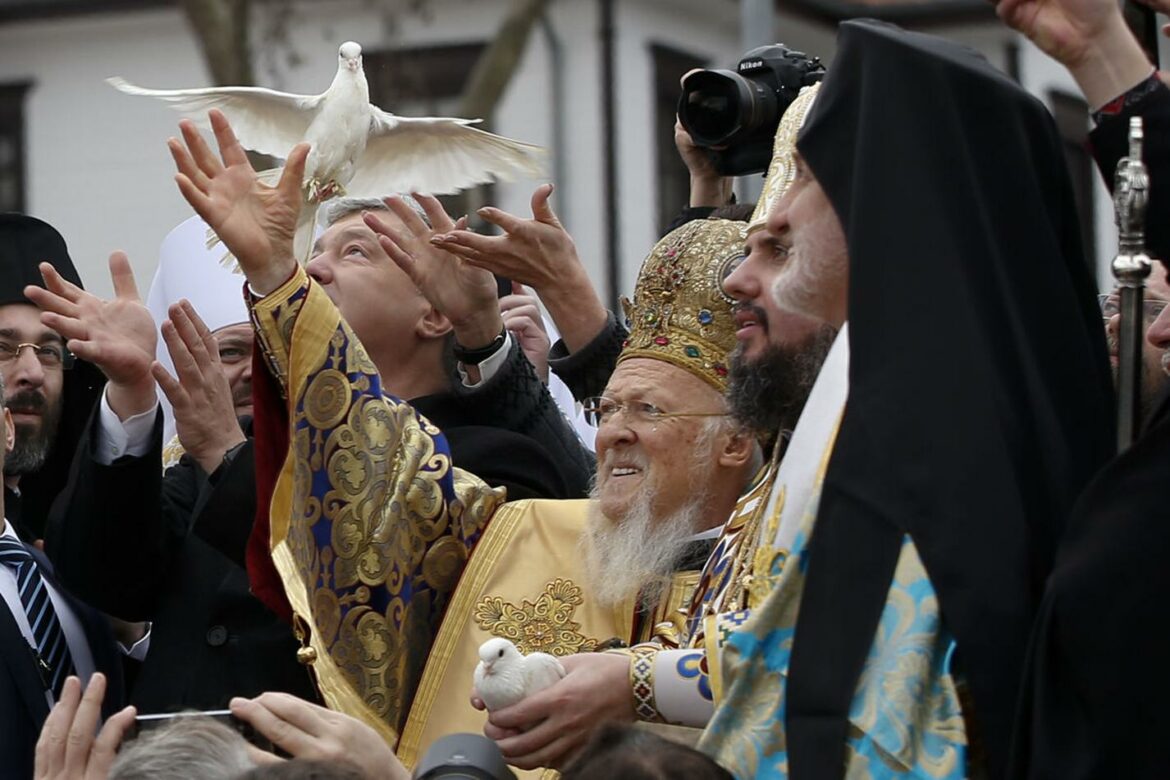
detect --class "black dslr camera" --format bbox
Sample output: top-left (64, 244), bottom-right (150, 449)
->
top-left (678, 44), bottom-right (825, 177)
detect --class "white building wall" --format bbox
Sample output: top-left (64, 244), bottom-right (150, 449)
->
top-left (0, 3), bottom-right (1152, 299)
top-left (0, 8), bottom-right (207, 297)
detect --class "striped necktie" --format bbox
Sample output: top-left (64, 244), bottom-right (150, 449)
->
top-left (0, 537), bottom-right (76, 699)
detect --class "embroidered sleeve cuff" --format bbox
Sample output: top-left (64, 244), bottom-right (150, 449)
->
top-left (1092, 70), bottom-right (1161, 125)
top-left (641, 648), bottom-right (714, 727)
top-left (248, 266), bottom-right (311, 397)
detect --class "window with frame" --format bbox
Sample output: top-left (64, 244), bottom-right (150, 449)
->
top-left (0, 82), bottom-right (31, 213)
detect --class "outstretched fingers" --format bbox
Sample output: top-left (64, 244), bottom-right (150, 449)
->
top-left (530, 183), bottom-right (562, 226)
top-left (411, 192), bottom-right (457, 233)
top-left (179, 118), bottom-right (224, 180)
top-left (209, 109), bottom-right (250, 169)
top-left (108, 252), bottom-right (141, 303)
top-left (63, 673), bottom-right (107, 772)
top-left (385, 195), bottom-right (432, 237)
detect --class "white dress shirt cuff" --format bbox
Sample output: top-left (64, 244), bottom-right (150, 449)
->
top-left (95, 390), bottom-right (159, 466)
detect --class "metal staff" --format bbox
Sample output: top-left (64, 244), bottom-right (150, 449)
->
top-left (1112, 116), bottom-right (1153, 451)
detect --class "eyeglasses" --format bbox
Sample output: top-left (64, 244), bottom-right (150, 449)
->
top-left (581, 396), bottom-right (728, 427)
top-left (1098, 293), bottom-right (1168, 322)
top-left (0, 341), bottom-right (73, 369)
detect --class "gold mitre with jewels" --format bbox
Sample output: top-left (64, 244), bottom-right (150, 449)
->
top-left (748, 82), bottom-right (821, 235)
top-left (618, 218), bottom-right (744, 391)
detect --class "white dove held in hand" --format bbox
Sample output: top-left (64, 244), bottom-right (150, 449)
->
top-left (474, 638), bottom-right (566, 712)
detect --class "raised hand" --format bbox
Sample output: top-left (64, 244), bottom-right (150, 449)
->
top-left (365, 193), bottom-right (502, 349)
top-left (25, 253), bottom-right (158, 420)
top-left (34, 674), bottom-right (136, 780)
top-left (499, 284), bottom-right (551, 383)
top-left (152, 300), bottom-right (247, 474)
top-left (432, 184), bottom-right (578, 291)
top-left (169, 109), bottom-right (308, 294)
top-left (994, 0), bottom-right (1152, 106)
top-left (229, 692), bottom-right (409, 780)
top-left (433, 185), bottom-right (607, 353)
top-left (479, 652), bottom-right (633, 770)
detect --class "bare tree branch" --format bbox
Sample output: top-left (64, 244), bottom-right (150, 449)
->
top-left (180, 0), bottom-right (255, 86)
top-left (457, 0), bottom-right (552, 121)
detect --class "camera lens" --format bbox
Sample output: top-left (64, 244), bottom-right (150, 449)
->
top-left (678, 70), bottom-right (755, 147)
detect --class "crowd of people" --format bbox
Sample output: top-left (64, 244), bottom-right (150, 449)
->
top-left (4, 0), bottom-right (1170, 777)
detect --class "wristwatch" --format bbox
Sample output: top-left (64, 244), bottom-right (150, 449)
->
top-left (452, 327), bottom-right (507, 364)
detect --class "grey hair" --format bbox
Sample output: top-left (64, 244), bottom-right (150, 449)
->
top-left (107, 715), bottom-right (255, 780)
top-left (322, 195), bottom-right (430, 228)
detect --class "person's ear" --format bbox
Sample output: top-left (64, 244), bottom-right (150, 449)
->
top-left (716, 427), bottom-right (756, 469)
top-left (415, 305), bottom-right (453, 340)
top-left (3, 408), bottom-right (13, 454)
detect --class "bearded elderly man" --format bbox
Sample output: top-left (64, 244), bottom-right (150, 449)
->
top-left (380, 215), bottom-right (760, 771)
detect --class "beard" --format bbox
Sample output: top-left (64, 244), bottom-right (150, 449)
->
top-left (582, 433), bottom-right (718, 609)
top-left (4, 388), bottom-right (63, 476)
top-left (726, 323), bottom-right (835, 437)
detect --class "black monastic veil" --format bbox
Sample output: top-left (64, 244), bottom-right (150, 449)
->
top-left (782, 20), bottom-right (1114, 779)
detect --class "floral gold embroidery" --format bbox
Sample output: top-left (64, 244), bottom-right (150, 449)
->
top-left (474, 579), bottom-right (600, 656)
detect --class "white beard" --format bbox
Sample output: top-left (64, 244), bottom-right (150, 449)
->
top-left (581, 447), bottom-right (715, 609)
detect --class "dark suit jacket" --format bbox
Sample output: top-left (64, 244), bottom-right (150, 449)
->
top-left (0, 543), bottom-right (124, 778)
top-left (44, 410), bottom-right (319, 713)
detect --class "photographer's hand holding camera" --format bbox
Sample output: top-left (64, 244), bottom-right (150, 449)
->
top-left (674, 112), bottom-right (733, 209)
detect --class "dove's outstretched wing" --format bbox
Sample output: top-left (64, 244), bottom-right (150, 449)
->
top-left (108, 78), bottom-right (323, 161)
top-left (348, 110), bottom-right (546, 197)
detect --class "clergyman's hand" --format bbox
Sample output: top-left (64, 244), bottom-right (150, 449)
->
top-left (479, 652), bottom-right (633, 770)
top-left (230, 692), bottom-right (409, 780)
top-left (169, 109), bottom-right (308, 294)
top-left (153, 300), bottom-right (246, 474)
top-left (25, 253), bottom-right (157, 420)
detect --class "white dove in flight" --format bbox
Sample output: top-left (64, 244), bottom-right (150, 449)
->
top-left (473, 637), bottom-right (566, 712)
top-left (109, 41), bottom-right (545, 262)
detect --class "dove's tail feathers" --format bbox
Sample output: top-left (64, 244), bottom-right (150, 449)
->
top-left (296, 204), bottom-right (319, 267)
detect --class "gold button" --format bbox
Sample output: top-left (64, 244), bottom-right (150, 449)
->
top-left (296, 646), bottom-right (317, 665)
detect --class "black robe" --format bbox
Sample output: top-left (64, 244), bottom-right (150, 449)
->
top-left (1008, 79), bottom-right (1170, 780)
top-left (781, 21), bottom-right (1114, 779)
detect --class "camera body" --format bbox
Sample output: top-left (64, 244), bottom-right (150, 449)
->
top-left (678, 44), bottom-right (825, 176)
